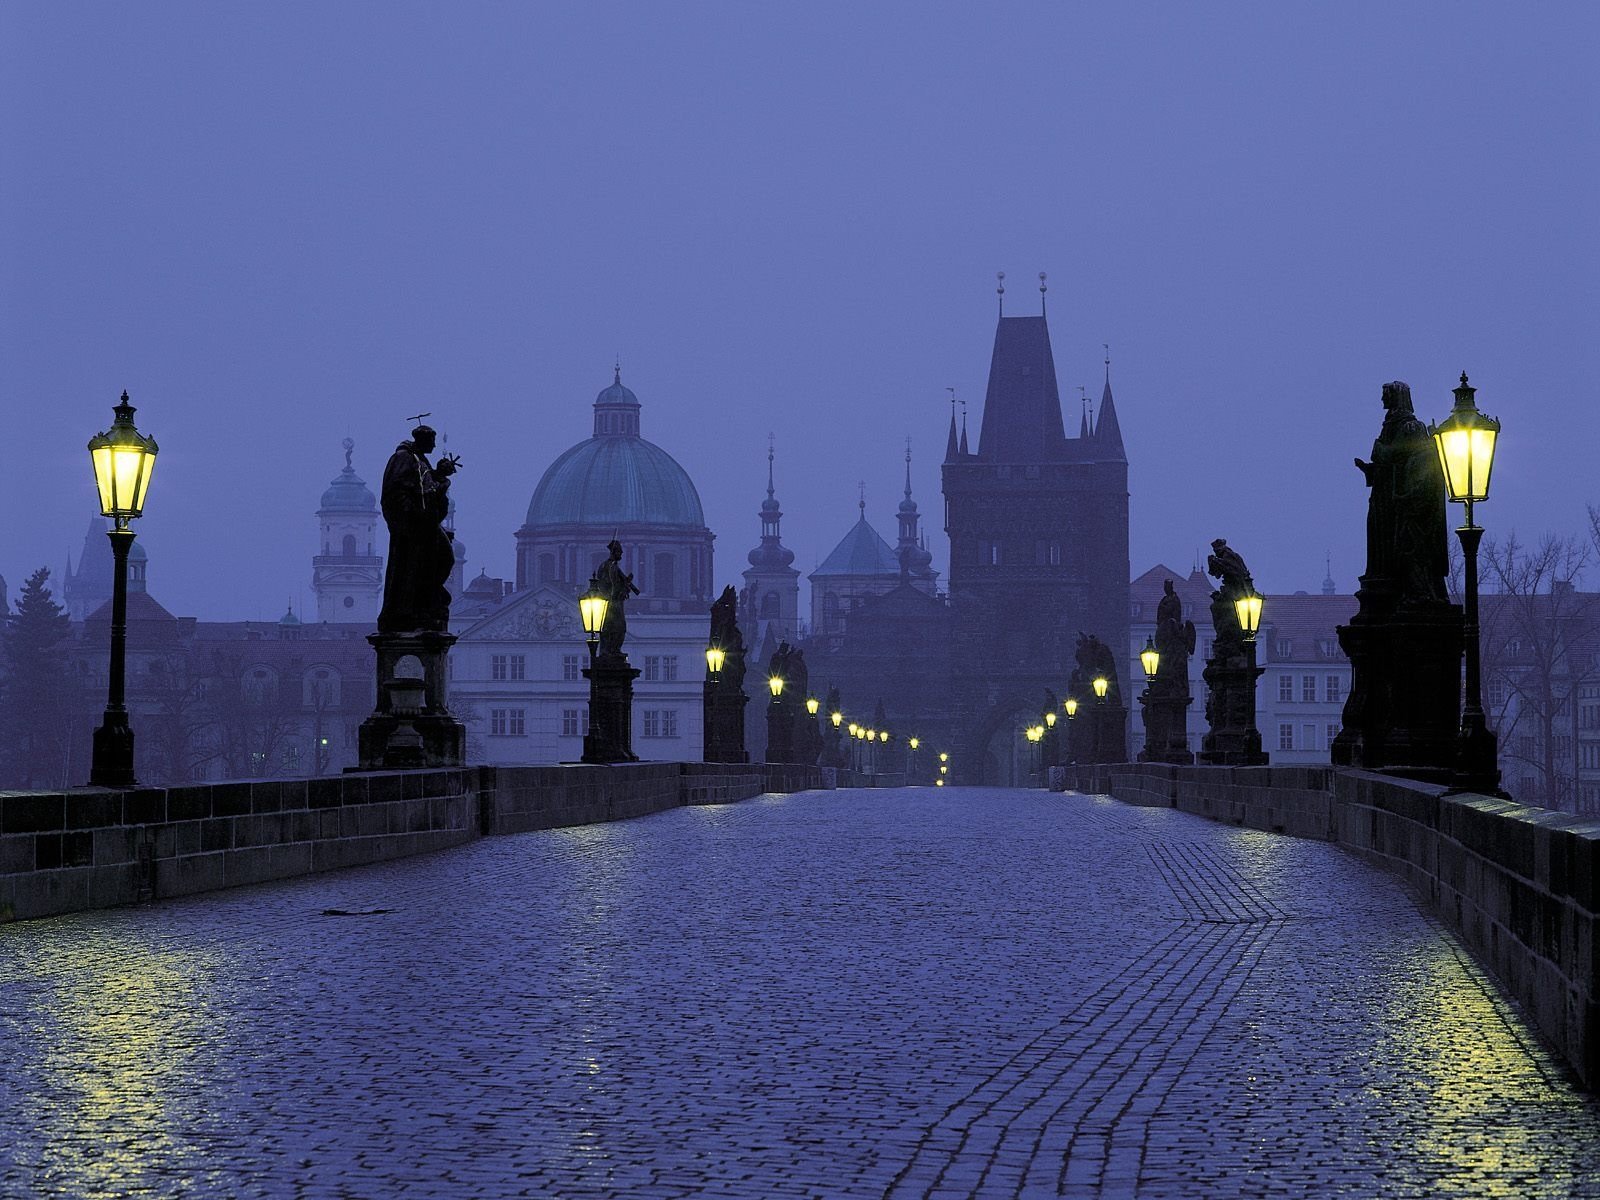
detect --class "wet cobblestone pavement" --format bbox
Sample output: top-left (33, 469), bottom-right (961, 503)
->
top-left (4, 787), bottom-right (1600, 1199)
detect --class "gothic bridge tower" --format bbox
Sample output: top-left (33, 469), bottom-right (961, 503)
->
top-left (942, 301), bottom-right (1130, 784)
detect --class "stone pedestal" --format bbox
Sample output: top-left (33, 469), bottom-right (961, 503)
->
top-left (583, 654), bottom-right (640, 764)
top-left (1139, 689), bottom-right (1195, 765)
top-left (1085, 702), bottom-right (1128, 764)
top-left (766, 697), bottom-right (795, 765)
top-left (1200, 650), bottom-right (1266, 766)
top-left (703, 680), bottom-right (749, 764)
top-left (357, 631), bottom-right (465, 770)
top-left (1332, 599), bottom-right (1463, 781)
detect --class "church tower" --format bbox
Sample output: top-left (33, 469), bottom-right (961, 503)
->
top-left (895, 441), bottom-right (939, 593)
top-left (742, 438), bottom-right (800, 645)
top-left (312, 438), bottom-right (382, 624)
top-left (942, 295), bottom-right (1130, 784)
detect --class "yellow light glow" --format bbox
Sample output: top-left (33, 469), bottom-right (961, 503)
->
top-left (579, 589), bottom-right (609, 636)
top-left (849, 723), bottom-right (859, 737)
top-left (768, 675), bottom-right (784, 697)
top-left (879, 730), bottom-right (888, 742)
top-left (1434, 426), bottom-right (1498, 504)
top-left (87, 394), bottom-right (158, 521)
top-left (1234, 593), bottom-right (1263, 636)
top-left (831, 711), bottom-right (842, 727)
top-left (1092, 676), bottom-right (1109, 699)
top-left (1140, 636), bottom-right (1160, 679)
top-left (909, 737), bottom-right (919, 749)
top-left (939, 765), bottom-right (948, 775)
top-left (939, 752), bottom-right (948, 762)
top-left (806, 697), bottom-right (820, 715)
top-left (1045, 711), bottom-right (1056, 727)
top-left (705, 644), bottom-right (725, 673)
top-left (935, 778), bottom-right (944, 786)
top-left (1065, 697), bottom-right (1078, 717)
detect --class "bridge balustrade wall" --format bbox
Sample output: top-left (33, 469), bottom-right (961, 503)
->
top-left (1061, 762), bottom-right (1600, 1088)
top-left (0, 763), bottom-right (826, 924)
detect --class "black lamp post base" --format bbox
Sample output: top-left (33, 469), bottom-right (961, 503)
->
top-left (703, 682), bottom-right (749, 763)
top-left (89, 715), bottom-right (136, 788)
top-left (1139, 691), bottom-right (1195, 765)
top-left (1446, 717), bottom-right (1506, 798)
top-left (583, 655), bottom-right (640, 764)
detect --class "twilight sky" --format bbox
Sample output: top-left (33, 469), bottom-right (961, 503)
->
top-left (2, 3), bottom-right (1596, 620)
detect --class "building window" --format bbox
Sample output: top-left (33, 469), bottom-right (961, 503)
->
top-left (663, 709), bottom-right (678, 737)
top-left (562, 654), bottom-right (581, 682)
top-left (491, 655), bottom-right (507, 681)
top-left (644, 655), bottom-right (660, 681)
top-left (509, 655), bottom-right (525, 681)
top-left (1487, 678), bottom-right (1507, 710)
top-left (1035, 541), bottom-right (1060, 566)
top-left (981, 540), bottom-right (1001, 566)
top-left (1325, 676), bottom-right (1341, 704)
top-left (1326, 723), bottom-right (1339, 749)
top-left (1301, 724), bottom-right (1315, 751)
top-left (1302, 676), bottom-right (1316, 703)
top-left (508, 709), bottom-right (525, 736)
top-left (538, 553), bottom-right (557, 584)
top-left (643, 710), bottom-right (660, 737)
top-left (1279, 675), bottom-right (1293, 703)
top-left (654, 552), bottom-right (676, 597)
top-left (342, 533), bottom-right (357, 556)
top-left (1279, 723), bottom-right (1294, 751)
top-left (643, 709), bottom-right (678, 737)
top-left (1275, 638), bottom-right (1292, 658)
top-left (662, 655), bottom-right (678, 681)
top-left (760, 592), bottom-right (779, 619)
top-left (491, 709), bottom-right (508, 736)
top-left (562, 708), bottom-right (581, 738)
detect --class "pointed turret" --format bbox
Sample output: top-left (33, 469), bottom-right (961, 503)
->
top-left (895, 441), bottom-right (938, 590)
top-left (945, 410), bottom-right (960, 462)
top-left (975, 316), bottom-right (1067, 462)
top-left (1093, 368), bottom-right (1126, 463)
top-left (742, 436), bottom-right (800, 644)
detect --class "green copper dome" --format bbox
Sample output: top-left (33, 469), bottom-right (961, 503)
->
top-left (320, 438), bottom-right (376, 511)
top-left (523, 371), bottom-right (706, 530)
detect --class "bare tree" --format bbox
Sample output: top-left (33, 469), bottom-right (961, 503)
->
top-left (1479, 532), bottom-right (1600, 809)
top-left (139, 652), bottom-right (220, 785)
top-left (208, 652), bottom-right (305, 780)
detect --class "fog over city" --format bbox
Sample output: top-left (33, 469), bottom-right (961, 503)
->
top-left (3, 4), bottom-right (1595, 618)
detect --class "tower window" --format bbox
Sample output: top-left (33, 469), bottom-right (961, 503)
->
top-left (981, 540), bottom-right (1001, 566)
top-left (654, 553), bottom-right (676, 597)
top-left (538, 553), bottom-right (556, 584)
top-left (343, 596), bottom-right (354, 609)
top-left (342, 534), bottom-right (357, 556)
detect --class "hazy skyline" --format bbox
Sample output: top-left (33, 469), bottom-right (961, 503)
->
top-left (3, 4), bottom-right (1596, 620)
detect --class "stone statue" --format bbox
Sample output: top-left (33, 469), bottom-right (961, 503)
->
top-left (593, 539), bottom-right (640, 659)
top-left (710, 584), bottom-right (747, 689)
top-left (789, 647), bottom-right (810, 701)
top-left (1355, 381), bottom-right (1449, 609)
top-left (1205, 538), bottom-right (1254, 660)
top-left (1074, 633), bottom-right (1119, 704)
top-left (1153, 579), bottom-right (1196, 697)
top-left (377, 424), bottom-right (460, 633)
top-left (768, 641), bottom-right (793, 688)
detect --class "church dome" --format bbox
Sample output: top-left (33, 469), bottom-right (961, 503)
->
top-left (320, 438), bottom-right (376, 511)
top-left (523, 370), bottom-right (706, 530)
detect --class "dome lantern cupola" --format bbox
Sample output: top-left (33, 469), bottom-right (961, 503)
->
top-left (593, 365), bottom-right (642, 438)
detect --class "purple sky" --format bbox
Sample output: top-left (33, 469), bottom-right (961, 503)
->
top-left (2, 4), bottom-right (1596, 620)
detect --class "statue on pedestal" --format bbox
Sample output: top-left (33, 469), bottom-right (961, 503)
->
top-left (1200, 540), bottom-right (1266, 766)
top-left (703, 584), bottom-right (749, 763)
top-left (1142, 579), bottom-right (1197, 764)
top-left (377, 423), bottom-right (460, 634)
top-left (594, 539), bottom-right (640, 661)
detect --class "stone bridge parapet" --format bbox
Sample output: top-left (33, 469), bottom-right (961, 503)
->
top-left (1059, 761), bottom-right (1600, 1088)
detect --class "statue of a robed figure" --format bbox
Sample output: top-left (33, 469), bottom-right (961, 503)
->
top-left (1070, 632), bottom-right (1127, 764)
top-left (1332, 381), bottom-right (1463, 777)
top-left (359, 421), bottom-right (467, 769)
top-left (1199, 539), bottom-right (1267, 765)
top-left (583, 540), bottom-right (642, 764)
top-left (1140, 579), bottom-right (1197, 764)
top-left (703, 585), bottom-right (750, 763)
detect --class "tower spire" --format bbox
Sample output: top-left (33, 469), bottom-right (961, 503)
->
top-left (996, 270), bottom-right (1005, 317)
top-left (945, 387), bottom-right (960, 461)
top-left (958, 399), bottom-right (969, 456)
top-left (904, 437), bottom-right (914, 501)
top-left (1039, 271), bottom-right (1047, 316)
top-left (766, 432), bottom-right (776, 501)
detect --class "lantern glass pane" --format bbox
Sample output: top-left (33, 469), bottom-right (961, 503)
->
top-left (1469, 427), bottom-right (1496, 501)
top-left (129, 449), bottom-right (154, 513)
top-left (91, 445), bottom-right (115, 515)
top-left (1436, 427), bottom-right (1473, 501)
top-left (1092, 676), bottom-right (1108, 698)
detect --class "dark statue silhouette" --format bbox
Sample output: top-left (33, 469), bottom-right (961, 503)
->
top-left (593, 539), bottom-right (640, 660)
top-left (1355, 381), bottom-right (1450, 610)
top-left (709, 584), bottom-right (747, 689)
top-left (377, 424), bottom-right (460, 633)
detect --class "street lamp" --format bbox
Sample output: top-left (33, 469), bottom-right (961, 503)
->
top-left (579, 580), bottom-right (609, 660)
top-left (768, 674), bottom-right (785, 697)
top-left (831, 710), bottom-right (843, 728)
top-left (879, 730), bottom-right (888, 743)
top-left (1140, 636), bottom-right (1160, 682)
top-left (87, 391), bottom-right (158, 787)
top-left (1064, 696), bottom-right (1079, 718)
top-left (705, 642), bottom-right (725, 674)
top-left (1092, 676), bottom-right (1109, 700)
top-left (909, 736), bottom-right (919, 750)
top-left (1044, 711), bottom-right (1056, 728)
top-left (806, 696), bottom-right (820, 716)
top-left (939, 752), bottom-right (948, 763)
top-left (1234, 591), bottom-right (1264, 642)
top-left (1431, 371), bottom-right (1502, 794)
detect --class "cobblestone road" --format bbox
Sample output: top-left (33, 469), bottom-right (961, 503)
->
top-left (4, 787), bottom-right (1600, 1199)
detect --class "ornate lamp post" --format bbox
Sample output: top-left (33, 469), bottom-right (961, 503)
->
top-left (1092, 675), bottom-right (1109, 700)
top-left (705, 642), bottom-right (726, 674)
top-left (579, 582), bottom-right (609, 661)
top-left (1140, 637), bottom-right (1160, 684)
top-left (1430, 373), bottom-right (1502, 794)
top-left (765, 671), bottom-right (792, 764)
top-left (87, 392), bottom-right (158, 787)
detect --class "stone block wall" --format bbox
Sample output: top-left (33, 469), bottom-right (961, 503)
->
top-left (1064, 761), bottom-right (1600, 1087)
top-left (1, 762), bottom-right (829, 925)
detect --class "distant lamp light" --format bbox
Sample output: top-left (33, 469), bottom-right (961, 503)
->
top-left (705, 643), bottom-right (726, 674)
top-left (848, 722), bottom-right (859, 737)
top-left (1430, 373), bottom-right (1500, 506)
top-left (1092, 676), bottom-right (1109, 700)
top-left (806, 696), bottom-right (820, 716)
top-left (1045, 711), bottom-right (1056, 727)
top-left (1064, 696), bottom-right (1079, 718)
top-left (939, 752), bottom-right (948, 763)
top-left (1140, 636), bottom-right (1160, 681)
top-left (579, 581), bottom-right (609, 653)
top-left (768, 674), bottom-right (784, 697)
top-left (909, 737), bottom-right (920, 750)
top-left (879, 730), bottom-right (888, 743)
top-left (935, 778), bottom-right (945, 786)
top-left (1234, 592), bottom-right (1263, 641)
top-left (831, 710), bottom-right (843, 727)
top-left (939, 765), bottom-right (948, 775)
